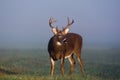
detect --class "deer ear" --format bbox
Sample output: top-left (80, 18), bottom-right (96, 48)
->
top-left (52, 27), bottom-right (58, 35)
top-left (63, 28), bottom-right (69, 34)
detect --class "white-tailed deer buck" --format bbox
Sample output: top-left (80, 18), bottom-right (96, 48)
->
top-left (48, 17), bottom-right (85, 77)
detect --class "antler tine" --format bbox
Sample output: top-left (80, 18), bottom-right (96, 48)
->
top-left (64, 17), bottom-right (74, 29)
top-left (49, 17), bottom-right (57, 28)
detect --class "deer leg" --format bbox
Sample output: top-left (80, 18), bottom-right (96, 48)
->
top-left (77, 55), bottom-right (85, 77)
top-left (50, 57), bottom-right (55, 76)
top-left (68, 55), bottom-right (75, 75)
top-left (61, 58), bottom-right (65, 76)
top-left (74, 50), bottom-right (85, 77)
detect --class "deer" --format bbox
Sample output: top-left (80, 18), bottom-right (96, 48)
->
top-left (48, 17), bottom-right (85, 77)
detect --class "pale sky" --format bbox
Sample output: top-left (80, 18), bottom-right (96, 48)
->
top-left (0, 0), bottom-right (120, 49)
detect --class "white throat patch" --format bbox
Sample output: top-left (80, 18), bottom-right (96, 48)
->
top-left (56, 41), bottom-right (62, 46)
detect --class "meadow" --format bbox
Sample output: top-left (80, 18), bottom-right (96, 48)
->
top-left (0, 47), bottom-right (120, 80)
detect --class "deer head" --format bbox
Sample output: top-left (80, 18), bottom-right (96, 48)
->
top-left (49, 17), bottom-right (74, 46)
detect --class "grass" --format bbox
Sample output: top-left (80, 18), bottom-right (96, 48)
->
top-left (0, 48), bottom-right (120, 80)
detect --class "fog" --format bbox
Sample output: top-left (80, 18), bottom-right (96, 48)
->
top-left (0, 0), bottom-right (120, 49)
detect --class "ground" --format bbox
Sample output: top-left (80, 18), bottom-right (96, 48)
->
top-left (0, 48), bottom-right (120, 80)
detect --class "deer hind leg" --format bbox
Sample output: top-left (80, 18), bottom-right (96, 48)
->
top-left (68, 54), bottom-right (76, 75)
top-left (50, 57), bottom-right (55, 76)
top-left (75, 51), bottom-right (85, 77)
top-left (78, 56), bottom-right (85, 77)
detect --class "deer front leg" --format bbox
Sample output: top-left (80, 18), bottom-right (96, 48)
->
top-left (50, 57), bottom-right (55, 76)
top-left (61, 58), bottom-right (65, 76)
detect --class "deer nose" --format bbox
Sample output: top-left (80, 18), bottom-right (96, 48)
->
top-left (58, 35), bottom-right (62, 38)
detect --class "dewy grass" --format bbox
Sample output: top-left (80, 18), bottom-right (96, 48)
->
top-left (0, 48), bottom-right (120, 80)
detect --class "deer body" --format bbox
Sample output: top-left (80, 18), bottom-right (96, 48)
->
top-left (48, 17), bottom-right (85, 76)
top-left (48, 33), bottom-right (82, 60)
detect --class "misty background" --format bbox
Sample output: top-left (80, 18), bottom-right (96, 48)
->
top-left (0, 0), bottom-right (120, 49)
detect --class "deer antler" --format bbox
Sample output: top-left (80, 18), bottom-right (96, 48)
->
top-left (49, 17), bottom-right (57, 28)
top-left (64, 17), bottom-right (74, 29)
top-left (49, 17), bottom-right (58, 35)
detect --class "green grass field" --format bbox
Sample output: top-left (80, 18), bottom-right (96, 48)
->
top-left (0, 48), bottom-right (120, 80)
